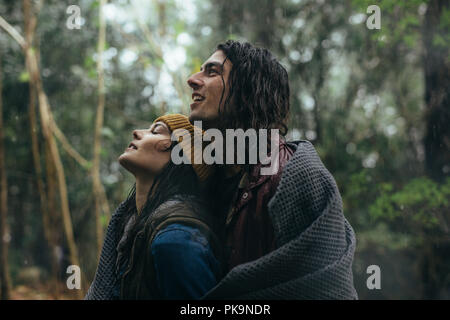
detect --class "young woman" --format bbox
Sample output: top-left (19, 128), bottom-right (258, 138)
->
top-left (86, 114), bottom-right (223, 300)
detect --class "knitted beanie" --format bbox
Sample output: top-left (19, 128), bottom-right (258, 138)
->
top-left (153, 114), bottom-right (213, 182)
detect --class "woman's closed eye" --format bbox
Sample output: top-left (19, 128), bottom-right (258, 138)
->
top-left (150, 123), bottom-right (168, 135)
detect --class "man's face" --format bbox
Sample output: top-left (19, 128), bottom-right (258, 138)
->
top-left (187, 50), bottom-right (232, 129)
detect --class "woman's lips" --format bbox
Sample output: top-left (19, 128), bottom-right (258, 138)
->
top-left (125, 142), bottom-right (138, 152)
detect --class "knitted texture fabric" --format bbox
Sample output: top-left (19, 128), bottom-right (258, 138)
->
top-left (85, 140), bottom-right (357, 300)
top-left (201, 140), bottom-right (358, 300)
top-left (85, 198), bottom-right (183, 300)
top-left (85, 199), bottom-right (129, 299)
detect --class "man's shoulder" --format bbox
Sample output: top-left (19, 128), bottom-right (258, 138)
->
top-left (270, 139), bottom-right (341, 208)
top-left (264, 138), bottom-right (297, 187)
top-left (258, 139), bottom-right (324, 191)
top-left (279, 138), bottom-right (297, 165)
top-left (282, 139), bottom-right (329, 176)
top-left (243, 138), bottom-right (296, 195)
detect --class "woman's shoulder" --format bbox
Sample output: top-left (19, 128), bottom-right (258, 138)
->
top-left (153, 223), bottom-right (210, 249)
top-left (150, 195), bottom-right (210, 223)
top-left (147, 196), bottom-right (222, 258)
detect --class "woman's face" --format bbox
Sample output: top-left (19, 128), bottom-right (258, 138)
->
top-left (118, 121), bottom-right (172, 178)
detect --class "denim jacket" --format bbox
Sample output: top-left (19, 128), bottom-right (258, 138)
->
top-left (113, 223), bottom-right (220, 299)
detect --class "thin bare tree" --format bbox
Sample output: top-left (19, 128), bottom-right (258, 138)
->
top-left (0, 49), bottom-right (12, 300)
top-left (22, 0), bottom-right (61, 297)
top-left (0, 0), bottom-right (82, 298)
top-left (23, 0), bottom-right (81, 298)
top-left (92, 0), bottom-right (111, 259)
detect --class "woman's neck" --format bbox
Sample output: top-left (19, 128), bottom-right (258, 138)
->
top-left (135, 176), bottom-right (155, 214)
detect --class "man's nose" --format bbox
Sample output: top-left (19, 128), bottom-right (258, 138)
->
top-left (187, 73), bottom-right (203, 90)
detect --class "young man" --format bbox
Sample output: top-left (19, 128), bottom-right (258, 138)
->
top-left (187, 40), bottom-right (294, 272)
top-left (187, 40), bottom-right (357, 299)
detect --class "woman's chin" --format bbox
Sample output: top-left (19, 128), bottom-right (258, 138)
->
top-left (118, 154), bottom-right (132, 171)
top-left (118, 153), bottom-right (126, 163)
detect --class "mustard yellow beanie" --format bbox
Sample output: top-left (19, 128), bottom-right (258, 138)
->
top-left (153, 114), bottom-right (213, 182)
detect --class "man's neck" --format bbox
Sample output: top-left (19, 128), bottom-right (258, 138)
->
top-left (224, 164), bottom-right (242, 178)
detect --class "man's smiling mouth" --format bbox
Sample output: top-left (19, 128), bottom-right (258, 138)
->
top-left (192, 93), bottom-right (205, 102)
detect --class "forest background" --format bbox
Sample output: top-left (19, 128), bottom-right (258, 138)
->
top-left (0, 0), bottom-right (449, 299)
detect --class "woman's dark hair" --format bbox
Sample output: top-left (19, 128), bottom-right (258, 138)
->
top-left (117, 159), bottom-right (205, 266)
top-left (216, 40), bottom-right (290, 136)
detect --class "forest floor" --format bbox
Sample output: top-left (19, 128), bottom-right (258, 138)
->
top-left (10, 284), bottom-right (80, 300)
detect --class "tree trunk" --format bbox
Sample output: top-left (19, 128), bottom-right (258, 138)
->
top-left (23, 0), bottom-right (60, 297)
top-left (92, 0), bottom-right (110, 260)
top-left (22, 0), bottom-right (82, 298)
top-left (0, 49), bottom-right (12, 300)
top-left (44, 140), bottom-right (61, 298)
top-left (423, 0), bottom-right (450, 181)
top-left (420, 0), bottom-right (450, 299)
top-left (253, 0), bottom-right (276, 49)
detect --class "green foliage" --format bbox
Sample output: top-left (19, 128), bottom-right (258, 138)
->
top-left (100, 127), bottom-right (114, 139)
top-left (1, 0), bottom-right (449, 299)
top-left (356, 222), bottom-right (412, 251)
top-left (100, 214), bottom-right (108, 228)
top-left (435, 7), bottom-right (450, 48)
top-left (370, 177), bottom-right (450, 233)
top-left (352, 0), bottom-right (426, 49)
top-left (18, 71), bottom-right (29, 83)
top-left (346, 170), bottom-right (378, 207)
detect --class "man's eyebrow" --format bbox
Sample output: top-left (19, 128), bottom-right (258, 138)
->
top-left (200, 61), bottom-right (224, 71)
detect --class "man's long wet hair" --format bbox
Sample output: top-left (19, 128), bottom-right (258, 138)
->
top-left (216, 40), bottom-right (290, 136)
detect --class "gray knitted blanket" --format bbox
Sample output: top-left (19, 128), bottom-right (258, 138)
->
top-left (201, 140), bottom-right (357, 299)
top-left (85, 199), bottom-right (129, 299)
top-left (86, 140), bottom-right (357, 300)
